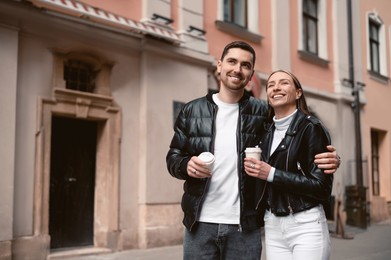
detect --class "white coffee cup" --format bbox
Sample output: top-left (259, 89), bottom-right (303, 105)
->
top-left (245, 146), bottom-right (262, 160)
top-left (198, 152), bottom-right (215, 170)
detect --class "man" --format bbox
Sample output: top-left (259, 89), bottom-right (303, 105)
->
top-left (166, 41), bottom-right (339, 259)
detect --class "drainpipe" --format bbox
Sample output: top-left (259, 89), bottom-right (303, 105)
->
top-left (347, 0), bottom-right (363, 187)
top-left (346, 0), bottom-right (368, 229)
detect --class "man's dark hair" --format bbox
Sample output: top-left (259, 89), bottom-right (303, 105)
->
top-left (220, 41), bottom-right (256, 66)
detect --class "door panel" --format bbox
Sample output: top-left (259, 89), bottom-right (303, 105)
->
top-left (49, 116), bottom-right (97, 249)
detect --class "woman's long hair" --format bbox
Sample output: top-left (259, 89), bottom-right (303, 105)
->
top-left (266, 70), bottom-right (310, 121)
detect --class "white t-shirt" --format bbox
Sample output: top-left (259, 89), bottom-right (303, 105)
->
top-left (198, 94), bottom-right (240, 224)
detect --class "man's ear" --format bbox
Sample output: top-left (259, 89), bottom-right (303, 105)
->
top-left (216, 60), bottom-right (222, 74)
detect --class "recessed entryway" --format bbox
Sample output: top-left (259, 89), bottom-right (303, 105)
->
top-left (49, 116), bottom-right (97, 249)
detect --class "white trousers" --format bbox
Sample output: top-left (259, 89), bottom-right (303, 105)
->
top-left (264, 205), bottom-right (331, 260)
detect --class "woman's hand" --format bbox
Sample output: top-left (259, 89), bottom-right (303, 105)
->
top-left (244, 158), bottom-right (272, 180)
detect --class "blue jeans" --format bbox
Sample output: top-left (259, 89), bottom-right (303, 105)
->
top-left (183, 222), bottom-right (262, 260)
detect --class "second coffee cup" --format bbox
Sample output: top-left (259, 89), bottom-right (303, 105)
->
top-left (245, 147), bottom-right (262, 160)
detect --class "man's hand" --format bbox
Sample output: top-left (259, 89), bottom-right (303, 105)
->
top-left (187, 156), bottom-right (212, 178)
top-left (314, 145), bottom-right (341, 174)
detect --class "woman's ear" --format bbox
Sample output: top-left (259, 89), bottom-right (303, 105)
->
top-left (296, 89), bottom-right (303, 99)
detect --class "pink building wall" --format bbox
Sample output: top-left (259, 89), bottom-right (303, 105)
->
top-left (360, 0), bottom-right (391, 215)
top-left (290, 0), bottom-right (335, 92)
top-left (81, 0), bottom-right (142, 21)
top-left (204, 0), bottom-right (272, 75)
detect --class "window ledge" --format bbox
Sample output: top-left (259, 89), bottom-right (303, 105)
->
top-left (215, 20), bottom-right (263, 43)
top-left (298, 50), bottom-right (329, 67)
top-left (53, 88), bottom-right (114, 108)
top-left (368, 70), bottom-right (389, 84)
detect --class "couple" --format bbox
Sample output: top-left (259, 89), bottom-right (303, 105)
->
top-left (166, 41), bottom-right (338, 260)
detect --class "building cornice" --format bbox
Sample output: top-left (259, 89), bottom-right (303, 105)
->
top-left (27, 0), bottom-right (182, 44)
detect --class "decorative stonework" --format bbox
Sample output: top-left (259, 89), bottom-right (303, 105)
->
top-left (32, 51), bottom-right (121, 253)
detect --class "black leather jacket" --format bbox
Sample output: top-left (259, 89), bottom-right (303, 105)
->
top-left (260, 110), bottom-right (333, 216)
top-left (166, 92), bottom-right (268, 231)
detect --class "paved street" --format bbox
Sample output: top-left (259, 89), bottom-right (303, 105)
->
top-left (56, 219), bottom-right (391, 260)
top-left (330, 219), bottom-right (391, 260)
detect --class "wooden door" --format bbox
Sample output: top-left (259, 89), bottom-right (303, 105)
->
top-left (49, 116), bottom-right (97, 249)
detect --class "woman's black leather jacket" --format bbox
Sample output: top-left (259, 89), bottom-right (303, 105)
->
top-left (166, 92), bottom-right (268, 232)
top-left (260, 110), bottom-right (333, 216)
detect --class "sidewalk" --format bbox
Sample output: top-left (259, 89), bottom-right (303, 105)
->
top-left (330, 219), bottom-right (391, 260)
top-left (54, 219), bottom-right (391, 260)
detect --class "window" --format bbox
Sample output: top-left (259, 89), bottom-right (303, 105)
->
top-left (366, 13), bottom-right (387, 78)
top-left (298, 0), bottom-right (328, 62)
top-left (302, 0), bottom-right (318, 54)
top-left (223, 0), bottom-right (247, 28)
top-left (370, 131), bottom-right (380, 196)
top-left (64, 59), bottom-right (97, 93)
top-left (369, 19), bottom-right (380, 73)
top-left (216, 0), bottom-right (261, 43)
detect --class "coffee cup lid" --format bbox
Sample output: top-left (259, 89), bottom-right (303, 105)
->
top-left (245, 147), bottom-right (261, 152)
top-left (198, 152), bottom-right (215, 163)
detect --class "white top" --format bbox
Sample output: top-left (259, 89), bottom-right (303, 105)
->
top-left (267, 109), bottom-right (297, 182)
top-left (198, 94), bottom-right (240, 224)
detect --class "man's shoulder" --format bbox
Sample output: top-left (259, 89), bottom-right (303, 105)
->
top-left (184, 95), bottom-right (210, 107)
top-left (247, 97), bottom-right (267, 105)
top-left (179, 95), bottom-right (215, 115)
top-left (246, 97), bottom-right (268, 114)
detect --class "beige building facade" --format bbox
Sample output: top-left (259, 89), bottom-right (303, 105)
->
top-left (0, 0), bottom-right (390, 259)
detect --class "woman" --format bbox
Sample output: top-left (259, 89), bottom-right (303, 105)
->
top-left (244, 70), bottom-right (333, 260)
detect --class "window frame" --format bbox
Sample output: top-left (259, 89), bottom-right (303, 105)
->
top-left (366, 12), bottom-right (388, 78)
top-left (302, 0), bottom-right (319, 55)
top-left (298, 0), bottom-right (328, 62)
top-left (369, 19), bottom-right (380, 74)
top-left (370, 131), bottom-right (380, 196)
top-left (64, 59), bottom-right (97, 93)
top-left (223, 0), bottom-right (248, 28)
top-left (216, 0), bottom-right (262, 43)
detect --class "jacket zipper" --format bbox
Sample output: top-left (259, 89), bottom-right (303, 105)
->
top-left (237, 104), bottom-right (243, 232)
top-left (255, 181), bottom-right (268, 210)
top-left (297, 161), bottom-right (305, 176)
top-left (190, 178), bottom-right (210, 231)
top-left (190, 104), bottom-right (218, 231)
top-left (265, 142), bottom-right (294, 214)
top-left (286, 138), bottom-right (293, 214)
top-left (256, 127), bottom-right (273, 210)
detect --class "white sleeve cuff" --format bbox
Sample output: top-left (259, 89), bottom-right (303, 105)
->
top-left (267, 167), bottom-right (276, 182)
